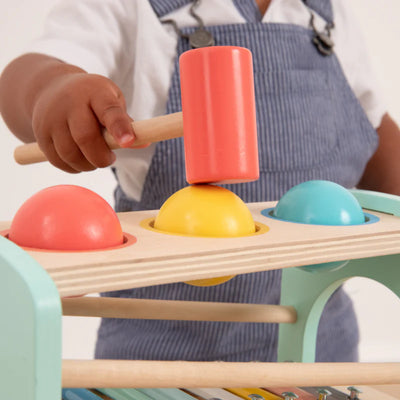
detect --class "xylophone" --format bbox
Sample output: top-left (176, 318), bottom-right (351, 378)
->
top-left (61, 385), bottom-right (400, 399)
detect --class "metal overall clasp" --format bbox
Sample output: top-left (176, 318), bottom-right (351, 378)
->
top-left (162, 0), bottom-right (215, 49)
top-left (309, 12), bottom-right (335, 56)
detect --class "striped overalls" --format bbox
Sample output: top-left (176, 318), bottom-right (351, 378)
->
top-left (95, 0), bottom-right (378, 362)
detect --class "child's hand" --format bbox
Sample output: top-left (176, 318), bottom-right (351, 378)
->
top-left (31, 73), bottom-right (135, 173)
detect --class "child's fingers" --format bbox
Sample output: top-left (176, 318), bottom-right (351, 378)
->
top-left (90, 89), bottom-right (135, 148)
top-left (36, 127), bottom-right (82, 173)
top-left (68, 106), bottom-right (116, 168)
top-left (52, 122), bottom-right (97, 172)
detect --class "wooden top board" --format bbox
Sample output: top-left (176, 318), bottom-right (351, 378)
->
top-left (1, 201), bottom-right (400, 297)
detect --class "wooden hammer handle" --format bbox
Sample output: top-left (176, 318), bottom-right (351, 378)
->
top-left (13, 111), bottom-right (183, 165)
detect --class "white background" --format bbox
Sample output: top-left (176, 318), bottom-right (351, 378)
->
top-left (0, 0), bottom-right (399, 362)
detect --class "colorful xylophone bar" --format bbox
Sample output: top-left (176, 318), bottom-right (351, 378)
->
top-left (62, 385), bottom-right (400, 400)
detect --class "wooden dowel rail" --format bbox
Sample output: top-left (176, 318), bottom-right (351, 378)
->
top-left (62, 360), bottom-right (400, 388)
top-left (61, 297), bottom-right (297, 323)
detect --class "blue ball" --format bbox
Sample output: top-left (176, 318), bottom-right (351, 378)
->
top-left (272, 180), bottom-right (365, 226)
top-left (271, 180), bottom-right (365, 273)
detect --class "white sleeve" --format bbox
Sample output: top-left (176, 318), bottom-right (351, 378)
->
top-left (332, 0), bottom-right (387, 129)
top-left (27, 0), bottom-right (137, 80)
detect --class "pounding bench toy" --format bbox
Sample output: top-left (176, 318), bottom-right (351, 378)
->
top-left (1, 47), bottom-right (400, 399)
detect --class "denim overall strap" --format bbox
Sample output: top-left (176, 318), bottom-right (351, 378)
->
top-left (303, 0), bottom-right (334, 25)
top-left (99, 0), bottom-right (377, 363)
top-left (148, 0), bottom-right (193, 18)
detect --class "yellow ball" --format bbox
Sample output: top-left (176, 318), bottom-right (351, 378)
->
top-left (154, 185), bottom-right (256, 286)
top-left (154, 185), bottom-right (255, 237)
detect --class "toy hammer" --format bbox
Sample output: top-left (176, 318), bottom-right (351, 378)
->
top-left (14, 46), bottom-right (259, 184)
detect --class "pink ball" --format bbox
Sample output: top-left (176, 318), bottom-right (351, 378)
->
top-left (9, 185), bottom-right (124, 251)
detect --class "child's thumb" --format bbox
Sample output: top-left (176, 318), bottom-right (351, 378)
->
top-left (91, 90), bottom-right (136, 148)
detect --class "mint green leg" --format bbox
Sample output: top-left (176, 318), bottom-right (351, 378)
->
top-left (0, 235), bottom-right (62, 399)
top-left (278, 189), bottom-right (400, 363)
top-left (278, 255), bottom-right (400, 362)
